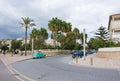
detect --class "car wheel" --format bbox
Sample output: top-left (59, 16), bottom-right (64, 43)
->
top-left (72, 55), bottom-right (75, 58)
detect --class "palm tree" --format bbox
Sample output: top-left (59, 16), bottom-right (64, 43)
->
top-left (73, 27), bottom-right (79, 39)
top-left (48, 17), bottom-right (61, 47)
top-left (61, 21), bottom-right (72, 33)
top-left (73, 28), bottom-right (79, 34)
top-left (65, 23), bottom-right (72, 33)
top-left (20, 17), bottom-right (35, 56)
top-left (48, 17), bottom-right (72, 47)
top-left (30, 28), bottom-right (39, 49)
top-left (30, 28), bottom-right (39, 40)
top-left (39, 28), bottom-right (48, 40)
top-left (30, 28), bottom-right (48, 49)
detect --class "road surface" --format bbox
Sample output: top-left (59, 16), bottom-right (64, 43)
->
top-left (0, 59), bottom-right (20, 81)
top-left (12, 55), bottom-right (120, 81)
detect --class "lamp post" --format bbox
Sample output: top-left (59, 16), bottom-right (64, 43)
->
top-left (83, 28), bottom-right (86, 60)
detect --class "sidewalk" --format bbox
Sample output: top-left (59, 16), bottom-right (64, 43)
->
top-left (70, 54), bottom-right (120, 70)
top-left (0, 54), bottom-right (32, 66)
top-left (0, 53), bottom-right (34, 81)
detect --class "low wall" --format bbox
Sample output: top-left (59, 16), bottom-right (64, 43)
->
top-left (98, 47), bottom-right (120, 59)
top-left (40, 50), bottom-right (72, 56)
top-left (24, 50), bottom-right (72, 56)
top-left (2, 50), bottom-right (72, 56)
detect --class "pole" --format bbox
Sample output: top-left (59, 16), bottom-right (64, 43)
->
top-left (83, 28), bottom-right (86, 60)
top-left (25, 27), bottom-right (27, 56)
top-left (32, 38), bottom-right (34, 54)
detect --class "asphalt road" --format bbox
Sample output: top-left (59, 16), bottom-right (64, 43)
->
top-left (12, 55), bottom-right (120, 81)
top-left (0, 59), bottom-right (20, 81)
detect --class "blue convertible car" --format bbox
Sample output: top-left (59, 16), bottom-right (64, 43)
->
top-left (72, 50), bottom-right (84, 58)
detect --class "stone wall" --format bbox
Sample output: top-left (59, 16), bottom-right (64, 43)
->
top-left (98, 47), bottom-right (120, 59)
top-left (26, 50), bottom-right (72, 56)
top-left (40, 50), bottom-right (72, 56)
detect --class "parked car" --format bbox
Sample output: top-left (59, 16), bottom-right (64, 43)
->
top-left (32, 51), bottom-right (46, 59)
top-left (72, 50), bottom-right (84, 58)
top-left (86, 49), bottom-right (98, 54)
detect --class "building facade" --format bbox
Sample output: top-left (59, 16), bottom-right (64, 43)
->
top-left (108, 14), bottom-right (120, 43)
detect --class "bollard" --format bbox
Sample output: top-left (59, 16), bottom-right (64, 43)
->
top-left (76, 56), bottom-right (78, 63)
top-left (90, 57), bottom-right (93, 66)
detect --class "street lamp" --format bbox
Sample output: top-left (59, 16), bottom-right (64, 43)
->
top-left (83, 28), bottom-right (86, 60)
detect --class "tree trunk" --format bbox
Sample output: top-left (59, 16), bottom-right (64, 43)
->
top-left (25, 26), bottom-right (27, 56)
top-left (53, 32), bottom-right (57, 47)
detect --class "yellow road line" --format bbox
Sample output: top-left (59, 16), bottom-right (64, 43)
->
top-left (0, 56), bottom-right (35, 81)
top-left (9, 65), bottom-right (35, 81)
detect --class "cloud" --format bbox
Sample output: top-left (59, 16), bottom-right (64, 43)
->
top-left (0, 0), bottom-right (120, 39)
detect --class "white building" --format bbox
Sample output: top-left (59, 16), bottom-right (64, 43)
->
top-left (16, 38), bottom-right (30, 45)
top-left (45, 39), bottom-right (60, 46)
top-left (108, 14), bottom-right (120, 43)
top-left (45, 39), bottom-right (55, 46)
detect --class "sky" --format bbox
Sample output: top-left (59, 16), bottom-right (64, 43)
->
top-left (0, 0), bottom-right (120, 40)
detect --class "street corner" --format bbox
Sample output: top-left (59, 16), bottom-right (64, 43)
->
top-left (69, 55), bottom-right (120, 70)
top-left (0, 54), bottom-right (33, 66)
